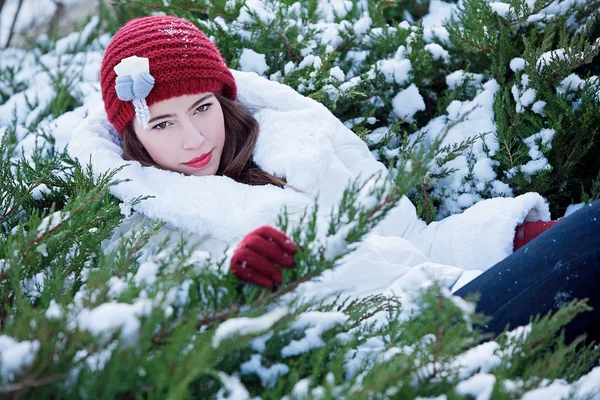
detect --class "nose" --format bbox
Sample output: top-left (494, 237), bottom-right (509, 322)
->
top-left (180, 119), bottom-right (205, 150)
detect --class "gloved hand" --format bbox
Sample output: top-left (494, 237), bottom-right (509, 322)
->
top-left (230, 225), bottom-right (297, 288)
top-left (514, 219), bottom-right (560, 251)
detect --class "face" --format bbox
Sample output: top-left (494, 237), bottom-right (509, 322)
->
top-left (133, 92), bottom-right (226, 176)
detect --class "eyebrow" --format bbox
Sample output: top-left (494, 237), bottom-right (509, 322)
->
top-left (147, 94), bottom-right (214, 124)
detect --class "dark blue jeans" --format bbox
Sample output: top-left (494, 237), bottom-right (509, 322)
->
top-left (455, 200), bottom-right (600, 344)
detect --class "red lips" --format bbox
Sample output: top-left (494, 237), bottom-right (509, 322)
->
top-left (184, 150), bottom-right (212, 168)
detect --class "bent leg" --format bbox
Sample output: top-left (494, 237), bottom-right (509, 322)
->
top-left (455, 200), bottom-right (600, 344)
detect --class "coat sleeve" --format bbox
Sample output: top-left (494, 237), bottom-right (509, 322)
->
top-left (233, 70), bottom-right (552, 272)
top-left (326, 109), bottom-right (551, 272)
top-left (102, 212), bottom-right (231, 264)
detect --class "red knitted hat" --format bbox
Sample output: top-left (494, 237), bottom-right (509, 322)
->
top-left (100, 15), bottom-right (237, 134)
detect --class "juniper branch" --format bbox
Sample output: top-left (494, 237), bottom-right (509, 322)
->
top-left (195, 269), bottom-right (323, 328)
top-left (506, 0), bottom-right (555, 26)
top-left (123, 0), bottom-right (236, 21)
top-left (0, 176), bottom-right (45, 226)
top-left (19, 185), bottom-right (104, 257)
top-left (0, 373), bottom-right (68, 394)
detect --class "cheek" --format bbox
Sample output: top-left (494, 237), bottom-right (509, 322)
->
top-left (139, 135), bottom-right (177, 165)
top-left (211, 110), bottom-right (226, 146)
top-left (217, 121), bottom-right (226, 146)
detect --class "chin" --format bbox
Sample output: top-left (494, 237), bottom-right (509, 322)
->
top-left (190, 165), bottom-right (218, 177)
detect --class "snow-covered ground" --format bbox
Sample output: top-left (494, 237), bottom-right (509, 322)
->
top-left (0, 0), bottom-right (97, 48)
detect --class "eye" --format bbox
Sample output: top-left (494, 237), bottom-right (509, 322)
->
top-left (194, 103), bottom-right (212, 114)
top-left (152, 121), bottom-right (172, 130)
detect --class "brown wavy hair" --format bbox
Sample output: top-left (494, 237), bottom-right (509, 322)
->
top-left (121, 92), bottom-right (287, 188)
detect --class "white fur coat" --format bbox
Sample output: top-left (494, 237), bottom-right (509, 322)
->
top-left (68, 70), bottom-right (551, 300)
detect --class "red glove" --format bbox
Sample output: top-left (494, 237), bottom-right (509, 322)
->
top-left (513, 219), bottom-right (560, 251)
top-left (230, 225), bottom-right (297, 288)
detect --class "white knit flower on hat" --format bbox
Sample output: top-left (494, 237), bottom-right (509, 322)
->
top-left (114, 55), bottom-right (149, 79)
top-left (114, 56), bottom-right (155, 129)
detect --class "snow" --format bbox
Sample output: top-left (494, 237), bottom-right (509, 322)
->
top-left (119, 202), bottom-right (132, 217)
top-left (490, 2), bottom-right (513, 19)
top-left (448, 291), bottom-right (476, 316)
top-left (107, 276), bottom-right (127, 298)
top-left (512, 83), bottom-right (537, 113)
top-left (322, 223), bottom-right (354, 260)
top-left (316, 0), bottom-right (353, 23)
top-left (520, 88), bottom-right (537, 108)
top-left (340, 77), bottom-right (362, 92)
top-left (523, 128), bottom-right (556, 158)
top-left (455, 373), bottom-right (496, 400)
top-left (416, 79), bottom-right (506, 218)
top-left (329, 66), bottom-right (345, 81)
top-left (22, 271), bottom-right (46, 299)
top-left (281, 311), bottom-right (348, 357)
top-left (398, 21), bottom-right (411, 30)
top-left (521, 129), bottom-right (555, 178)
top-left (76, 299), bottom-right (153, 346)
top-left (37, 243), bottom-right (49, 257)
top-left (543, 0), bottom-right (590, 17)
top-left (298, 54), bottom-right (323, 70)
top-left (240, 354), bottom-right (290, 387)
top-left (284, 61), bottom-right (296, 75)
top-left (172, 279), bottom-right (193, 309)
top-left (0, 0), bottom-right (89, 47)
top-left (31, 183), bottom-right (50, 199)
top-left (37, 211), bottom-right (70, 234)
top-left (0, 260), bottom-right (9, 274)
top-left (536, 49), bottom-right (566, 70)
top-left (392, 84), bottom-right (426, 122)
top-left (353, 16), bottom-right (372, 36)
top-left (453, 341), bottom-right (502, 378)
top-left (55, 15), bottom-right (99, 55)
top-left (473, 158), bottom-right (498, 182)
top-left (421, 0), bottom-right (455, 43)
top-left (521, 367), bottom-right (600, 400)
top-left (425, 43), bottom-right (450, 62)
top-left (134, 260), bottom-right (160, 287)
top-left (457, 193), bottom-right (476, 208)
top-left (376, 47), bottom-right (412, 85)
top-left (239, 49), bottom-right (269, 75)
top-left (290, 378), bottom-right (311, 397)
top-left (445, 70), bottom-right (484, 89)
top-left (558, 73), bottom-right (585, 94)
top-left (564, 202), bottom-right (585, 217)
top-left (185, 249), bottom-right (211, 267)
top-left (216, 372), bottom-right (250, 400)
top-left (250, 331), bottom-right (274, 353)
top-left (346, 49), bottom-right (369, 66)
top-left (0, 335), bottom-right (40, 380)
top-left (45, 299), bottom-right (63, 319)
top-left (76, 341), bottom-right (118, 372)
top-left (510, 58), bottom-right (527, 72)
top-left (531, 100), bottom-right (546, 115)
top-left (504, 323), bottom-right (532, 353)
top-left (365, 127), bottom-right (389, 145)
top-left (238, 0), bottom-right (277, 24)
top-left (527, 13), bottom-right (545, 23)
top-left (213, 307), bottom-right (288, 347)
top-left (313, 23), bottom-right (346, 49)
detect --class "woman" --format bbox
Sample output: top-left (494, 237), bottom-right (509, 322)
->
top-left (68, 15), bottom-right (600, 343)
